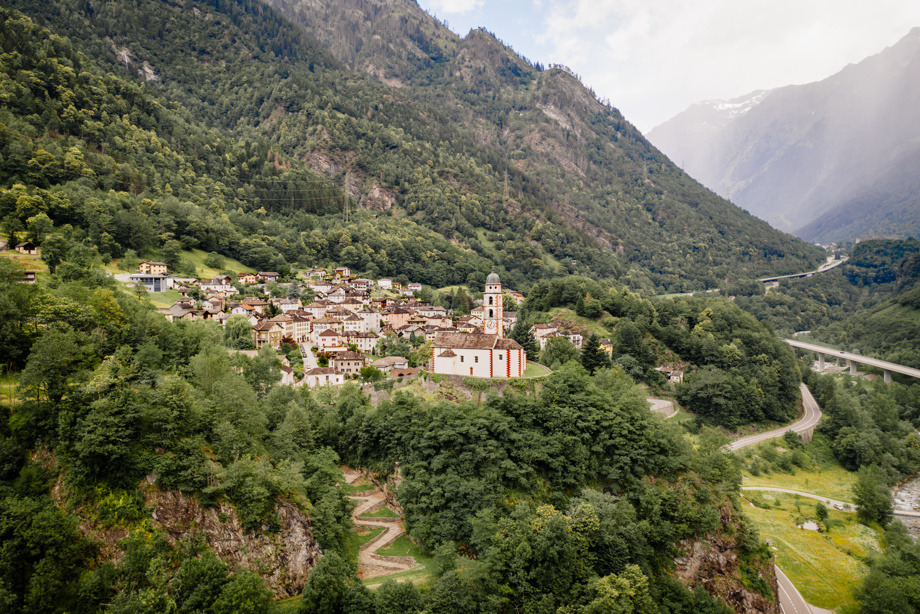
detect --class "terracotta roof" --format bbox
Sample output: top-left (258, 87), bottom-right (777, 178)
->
top-left (391, 368), bottom-right (419, 378)
top-left (318, 329), bottom-right (341, 337)
top-left (304, 367), bottom-right (338, 376)
top-left (433, 332), bottom-right (521, 351)
top-left (371, 356), bottom-right (408, 367)
top-left (331, 351), bottom-right (366, 362)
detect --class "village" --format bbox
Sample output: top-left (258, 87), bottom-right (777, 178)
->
top-left (125, 260), bottom-right (605, 388)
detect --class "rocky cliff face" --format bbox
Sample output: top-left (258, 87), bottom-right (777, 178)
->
top-left (144, 487), bottom-right (322, 598)
top-left (674, 504), bottom-right (780, 614)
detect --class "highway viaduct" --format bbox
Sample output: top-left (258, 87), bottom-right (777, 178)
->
top-left (784, 339), bottom-right (920, 384)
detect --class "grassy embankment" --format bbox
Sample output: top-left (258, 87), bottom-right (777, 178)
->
top-left (742, 490), bottom-right (880, 610)
top-left (737, 434), bottom-right (858, 502)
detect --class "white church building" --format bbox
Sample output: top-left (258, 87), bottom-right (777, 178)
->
top-left (429, 271), bottom-right (527, 378)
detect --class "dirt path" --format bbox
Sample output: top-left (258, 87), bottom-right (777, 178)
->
top-left (343, 467), bottom-right (417, 580)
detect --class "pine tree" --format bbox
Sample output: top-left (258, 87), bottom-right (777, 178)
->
top-left (580, 334), bottom-right (610, 375)
top-left (509, 319), bottom-right (539, 360)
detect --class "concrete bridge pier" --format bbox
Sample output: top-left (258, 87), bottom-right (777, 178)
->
top-left (849, 360), bottom-right (857, 375)
top-left (817, 354), bottom-right (825, 371)
top-left (884, 370), bottom-right (891, 384)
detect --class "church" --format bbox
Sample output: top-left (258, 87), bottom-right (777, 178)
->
top-left (429, 271), bottom-right (527, 378)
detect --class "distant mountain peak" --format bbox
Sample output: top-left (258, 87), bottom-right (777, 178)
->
top-left (647, 27), bottom-right (920, 242)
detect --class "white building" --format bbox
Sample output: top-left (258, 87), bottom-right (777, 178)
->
top-left (430, 332), bottom-right (526, 378)
top-left (300, 367), bottom-right (344, 388)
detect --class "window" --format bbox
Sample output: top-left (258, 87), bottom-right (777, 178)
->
top-left (475, 356), bottom-right (479, 363)
top-left (498, 353), bottom-right (503, 360)
top-left (488, 296), bottom-right (493, 305)
top-left (460, 356), bottom-right (464, 363)
top-left (489, 309), bottom-right (493, 318)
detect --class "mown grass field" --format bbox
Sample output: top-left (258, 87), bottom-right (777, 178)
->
top-left (742, 490), bottom-right (880, 610)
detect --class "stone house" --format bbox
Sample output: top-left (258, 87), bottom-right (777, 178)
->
top-left (329, 351), bottom-right (367, 375)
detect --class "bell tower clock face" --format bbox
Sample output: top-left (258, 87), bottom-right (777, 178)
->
top-left (484, 319), bottom-right (497, 334)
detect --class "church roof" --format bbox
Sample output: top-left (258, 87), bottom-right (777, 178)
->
top-left (486, 269), bottom-right (501, 285)
top-left (432, 332), bottom-right (523, 351)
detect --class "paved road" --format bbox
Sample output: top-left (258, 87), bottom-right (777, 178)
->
top-left (758, 256), bottom-right (847, 283)
top-left (776, 565), bottom-right (813, 614)
top-left (742, 486), bottom-right (920, 519)
top-left (299, 342), bottom-right (318, 370)
top-left (647, 397), bottom-right (677, 419)
top-left (727, 384), bottom-right (822, 451)
top-left (784, 339), bottom-right (920, 380)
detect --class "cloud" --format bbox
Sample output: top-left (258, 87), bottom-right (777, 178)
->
top-left (534, 0), bottom-right (920, 131)
top-left (426, 0), bottom-right (485, 15)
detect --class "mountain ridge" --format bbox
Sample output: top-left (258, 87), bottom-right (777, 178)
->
top-left (648, 27), bottom-right (920, 241)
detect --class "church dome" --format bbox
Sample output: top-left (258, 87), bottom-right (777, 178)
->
top-left (486, 270), bottom-right (501, 285)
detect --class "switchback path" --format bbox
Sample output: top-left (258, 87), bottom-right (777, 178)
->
top-left (727, 384), bottom-right (822, 451)
top-left (343, 468), bottom-right (417, 580)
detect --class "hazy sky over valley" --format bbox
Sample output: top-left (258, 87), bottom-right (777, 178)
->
top-left (418, 0), bottom-right (920, 132)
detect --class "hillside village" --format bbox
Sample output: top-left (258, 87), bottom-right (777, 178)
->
top-left (124, 260), bottom-right (594, 387)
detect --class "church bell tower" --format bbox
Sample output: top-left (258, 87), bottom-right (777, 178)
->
top-left (483, 269), bottom-right (503, 338)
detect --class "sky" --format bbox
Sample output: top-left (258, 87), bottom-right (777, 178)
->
top-left (417, 0), bottom-right (920, 132)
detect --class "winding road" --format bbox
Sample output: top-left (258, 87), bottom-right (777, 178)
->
top-left (727, 383), bottom-right (823, 451)
top-left (741, 487), bottom-right (920, 519)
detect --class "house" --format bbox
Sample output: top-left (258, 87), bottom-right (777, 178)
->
top-left (242, 297), bottom-right (270, 315)
top-left (656, 367), bottom-right (685, 384)
top-left (430, 332), bottom-right (527, 379)
top-left (357, 308), bottom-right (382, 333)
top-left (370, 356), bottom-right (409, 373)
top-left (329, 351), bottom-right (367, 375)
top-left (199, 276), bottom-right (236, 295)
top-left (238, 272), bottom-right (258, 284)
top-left (382, 307), bottom-right (414, 329)
top-left (160, 304), bottom-right (196, 322)
top-left (342, 314), bottom-right (364, 333)
top-left (301, 367), bottom-right (344, 388)
top-left (288, 312), bottom-right (313, 343)
top-left (317, 328), bottom-right (343, 349)
top-left (15, 241), bottom-right (38, 255)
top-left (253, 321), bottom-right (284, 350)
top-left (343, 331), bottom-right (379, 353)
top-left (273, 298), bottom-right (302, 313)
top-left (303, 300), bottom-right (332, 319)
top-left (599, 339), bottom-right (613, 355)
top-left (138, 260), bottom-right (167, 275)
top-left (20, 270), bottom-right (36, 284)
top-left (377, 278), bottom-right (392, 290)
top-left (407, 282), bottom-right (422, 293)
top-left (349, 278), bottom-right (373, 291)
top-left (563, 332), bottom-right (583, 349)
top-left (502, 312), bottom-right (518, 331)
top-left (130, 273), bottom-right (172, 293)
top-left (257, 271), bottom-right (279, 283)
top-left (306, 268), bottom-right (326, 279)
top-left (334, 267), bottom-right (351, 278)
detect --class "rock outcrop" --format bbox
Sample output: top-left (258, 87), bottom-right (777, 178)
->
top-left (674, 504), bottom-right (780, 614)
top-left (145, 487), bottom-right (321, 599)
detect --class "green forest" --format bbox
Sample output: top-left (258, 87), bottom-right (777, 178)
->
top-left (0, 0), bottom-right (822, 293)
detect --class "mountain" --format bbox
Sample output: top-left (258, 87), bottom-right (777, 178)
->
top-left (1, 0), bottom-right (823, 293)
top-left (648, 28), bottom-right (920, 243)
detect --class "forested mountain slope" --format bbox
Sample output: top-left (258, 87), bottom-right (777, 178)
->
top-left (648, 28), bottom-right (920, 242)
top-left (5, 0), bottom-right (823, 292)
